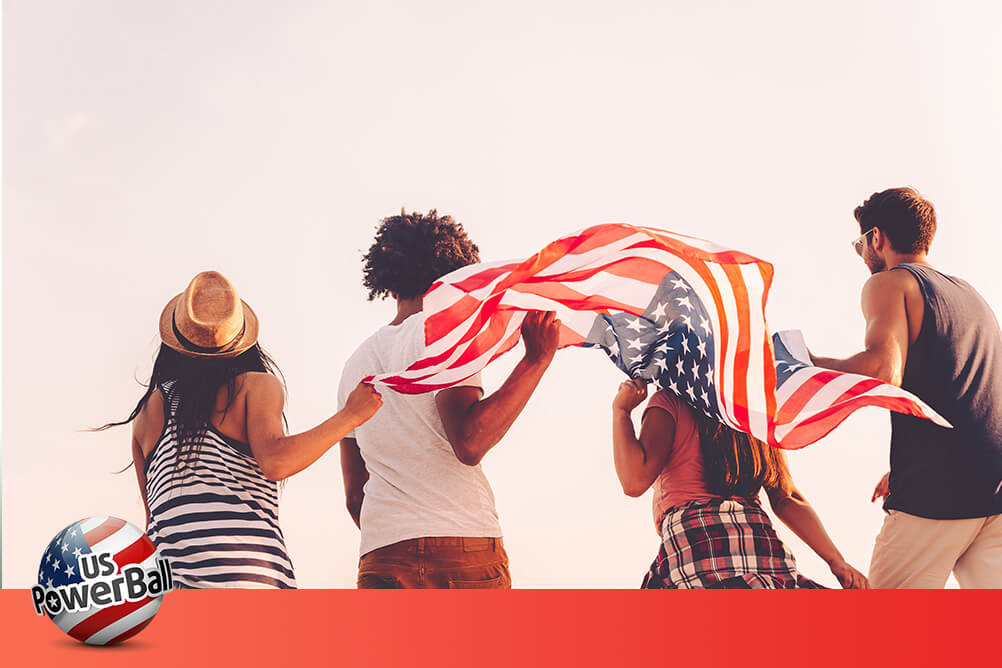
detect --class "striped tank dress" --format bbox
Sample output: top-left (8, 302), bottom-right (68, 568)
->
top-left (144, 380), bottom-right (297, 588)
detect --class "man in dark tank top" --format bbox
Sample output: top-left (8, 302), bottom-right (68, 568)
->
top-left (810, 187), bottom-right (1002, 588)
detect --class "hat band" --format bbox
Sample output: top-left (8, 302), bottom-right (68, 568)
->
top-left (172, 311), bottom-right (247, 355)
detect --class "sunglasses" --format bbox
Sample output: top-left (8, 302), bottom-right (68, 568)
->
top-left (851, 228), bottom-right (876, 257)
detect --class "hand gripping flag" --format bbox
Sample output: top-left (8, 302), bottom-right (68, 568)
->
top-left (369, 223), bottom-right (949, 448)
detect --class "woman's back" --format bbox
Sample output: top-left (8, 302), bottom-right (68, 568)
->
top-left (143, 378), bottom-right (297, 589)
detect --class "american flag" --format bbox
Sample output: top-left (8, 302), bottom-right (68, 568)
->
top-left (369, 223), bottom-right (948, 448)
top-left (36, 516), bottom-right (164, 645)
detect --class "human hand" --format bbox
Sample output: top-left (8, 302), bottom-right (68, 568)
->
top-left (871, 471), bottom-right (890, 503)
top-left (613, 378), bottom-right (648, 413)
top-left (521, 311), bottom-right (562, 364)
top-left (829, 558), bottom-right (870, 589)
top-left (344, 382), bottom-right (382, 425)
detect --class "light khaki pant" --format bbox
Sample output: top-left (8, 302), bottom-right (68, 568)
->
top-left (869, 510), bottom-right (1002, 588)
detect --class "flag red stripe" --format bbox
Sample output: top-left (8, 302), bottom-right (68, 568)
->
top-left (757, 262), bottom-right (778, 445)
top-left (67, 596), bottom-right (156, 642)
top-left (510, 282), bottom-right (646, 315)
top-left (775, 370), bottom-right (843, 423)
top-left (720, 263), bottom-right (753, 432)
top-left (84, 518), bottom-right (126, 547)
top-left (112, 536), bottom-right (156, 572)
top-left (778, 395), bottom-right (929, 450)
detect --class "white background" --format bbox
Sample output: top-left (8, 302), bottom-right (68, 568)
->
top-left (4, 0), bottom-right (1001, 587)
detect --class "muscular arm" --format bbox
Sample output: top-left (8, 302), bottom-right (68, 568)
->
top-left (810, 271), bottom-right (911, 386)
top-left (340, 437), bottom-right (368, 529)
top-left (245, 375), bottom-right (381, 481)
top-left (436, 356), bottom-right (551, 466)
top-left (435, 311), bottom-right (560, 467)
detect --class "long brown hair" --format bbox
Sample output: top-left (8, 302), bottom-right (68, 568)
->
top-left (693, 411), bottom-right (791, 499)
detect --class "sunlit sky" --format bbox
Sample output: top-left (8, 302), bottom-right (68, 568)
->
top-left (4, 0), bottom-right (1001, 587)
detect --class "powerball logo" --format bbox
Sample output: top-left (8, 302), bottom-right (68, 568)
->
top-left (30, 516), bottom-right (173, 645)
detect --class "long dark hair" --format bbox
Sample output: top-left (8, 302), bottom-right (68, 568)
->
top-left (98, 343), bottom-right (285, 469)
top-left (694, 411), bottom-right (790, 499)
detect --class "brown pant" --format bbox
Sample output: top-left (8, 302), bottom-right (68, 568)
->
top-left (357, 537), bottom-right (511, 589)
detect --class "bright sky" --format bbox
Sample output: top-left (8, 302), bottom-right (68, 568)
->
top-left (4, 0), bottom-right (1001, 588)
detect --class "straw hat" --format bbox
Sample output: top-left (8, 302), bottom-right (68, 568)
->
top-left (159, 271), bottom-right (259, 358)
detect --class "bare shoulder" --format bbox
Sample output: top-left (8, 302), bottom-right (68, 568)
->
top-left (236, 372), bottom-right (285, 402)
top-left (134, 387), bottom-right (165, 456)
top-left (862, 268), bottom-right (920, 305)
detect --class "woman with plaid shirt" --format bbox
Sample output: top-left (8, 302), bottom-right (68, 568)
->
top-left (612, 379), bottom-right (869, 589)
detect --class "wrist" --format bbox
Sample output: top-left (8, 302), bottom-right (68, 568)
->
top-left (522, 351), bottom-right (554, 368)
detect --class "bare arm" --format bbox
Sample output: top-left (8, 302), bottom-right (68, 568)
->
top-left (436, 311), bottom-right (561, 466)
top-left (340, 437), bottom-right (368, 529)
top-left (810, 272), bottom-right (910, 386)
top-left (766, 458), bottom-right (869, 589)
top-left (611, 379), bottom-right (674, 497)
top-left (246, 375), bottom-right (382, 481)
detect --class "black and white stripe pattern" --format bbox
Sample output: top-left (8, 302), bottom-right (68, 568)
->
top-left (145, 382), bottom-right (296, 589)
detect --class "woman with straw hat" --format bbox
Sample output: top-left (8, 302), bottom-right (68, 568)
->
top-left (101, 270), bottom-right (382, 588)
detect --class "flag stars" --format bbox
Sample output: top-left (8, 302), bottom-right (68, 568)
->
top-left (685, 384), bottom-right (697, 402)
top-left (668, 379), bottom-right (679, 394)
top-left (65, 564), bottom-right (75, 577)
top-left (651, 302), bottom-right (668, 320)
top-left (52, 560), bottom-right (60, 571)
top-left (680, 337), bottom-right (690, 354)
top-left (701, 389), bottom-right (710, 405)
top-left (655, 358), bottom-right (669, 372)
top-left (676, 296), bottom-right (693, 310)
top-left (675, 358), bottom-right (685, 375)
top-left (671, 278), bottom-right (687, 291)
top-left (696, 339), bottom-right (707, 358)
top-left (72, 548), bottom-right (82, 559)
top-left (705, 365), bottom-right (714, 382)
top-left (626, 317), bottom-right (645, 332)
top-left (699, 316), bottom-right (711, 335)
top-left (626, 338), bottom-right (644, 351)
top-left (690, 362), bottom-right (700, 381)
top-left (680, 314), bottom-right (692, 329)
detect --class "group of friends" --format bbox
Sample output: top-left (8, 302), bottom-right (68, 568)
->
top-left (112, 187), bottom-right (1002, 589)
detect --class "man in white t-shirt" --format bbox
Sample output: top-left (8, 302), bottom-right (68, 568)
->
top-left (337, 210), bottom-right (560, 588)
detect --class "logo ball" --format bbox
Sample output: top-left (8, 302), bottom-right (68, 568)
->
top-left (32, 516), bottom-right (173, 645)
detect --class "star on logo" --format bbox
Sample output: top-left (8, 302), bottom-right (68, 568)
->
top-left (46, 578), bottom-right (54, 588)
top-left (625, 317), bottom-right (645, 332)
top-left (61, 542), bottom-right (69, 553)
top-left (45, 591), bottom-right (60, 609)
top-left (52, 559), bottom-right (60, 571)
top-left (72, 548), bottom-right (82, 559)
top-left (65, 565), bottom-right (75, 577)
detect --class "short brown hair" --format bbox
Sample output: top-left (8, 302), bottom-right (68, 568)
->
top-left (853, 187), bottom-right (936, 254)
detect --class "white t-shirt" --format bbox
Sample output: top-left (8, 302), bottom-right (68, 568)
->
top-left (337, 312), bottom-right (502, 556)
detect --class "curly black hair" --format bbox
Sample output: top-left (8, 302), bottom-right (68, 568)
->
top-left (362, 209), bottom-right (481, 300)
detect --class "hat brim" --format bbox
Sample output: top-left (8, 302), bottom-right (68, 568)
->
top-left (158, 293), bottom-right (260, 359)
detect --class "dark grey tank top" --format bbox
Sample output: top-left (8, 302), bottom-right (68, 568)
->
top-left (886, 264), bottom-right (1002, 519)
